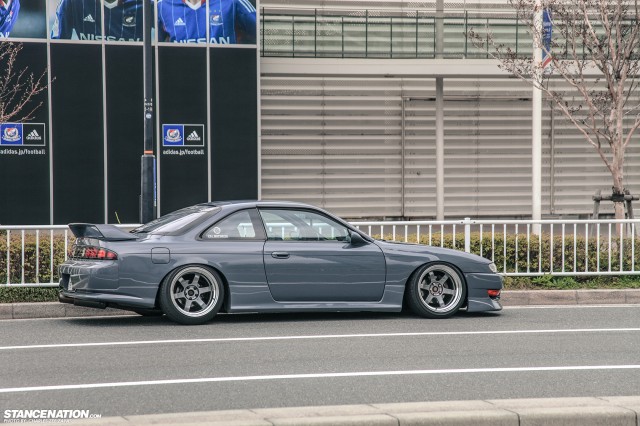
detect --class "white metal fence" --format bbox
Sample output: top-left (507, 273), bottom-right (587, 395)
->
top-left (352, 218), bottom-right (640, 277)
top-left (2, 218), bottom-right (640, 288)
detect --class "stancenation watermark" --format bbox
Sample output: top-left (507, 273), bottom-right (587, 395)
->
top-left (3, 410), bottom-right (102, 423)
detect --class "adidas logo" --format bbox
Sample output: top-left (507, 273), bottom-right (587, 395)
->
top-left (26, 130), bottom-right (41, 141)
top-left (186, 131), bottom-right (200, 141)
top-left (83, 14), bottom-right (95, 23)
top-left (174, 17), bottom-right (185, 26)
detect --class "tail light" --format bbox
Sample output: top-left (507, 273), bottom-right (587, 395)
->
top-left (487, 289), bottom-right (501, 298)
top-left (72, 245), bottom-right (118, 260)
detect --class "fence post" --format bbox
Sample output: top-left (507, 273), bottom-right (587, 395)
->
top-left (464, 217), bottom-right (471, 253)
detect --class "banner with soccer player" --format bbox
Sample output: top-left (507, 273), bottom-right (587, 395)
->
top-left (157, 0), bottom-right (256, 44)
top-left (49, 0), bottom-right (147, 41)
top-left (0, 1), bottom-right (46, 39)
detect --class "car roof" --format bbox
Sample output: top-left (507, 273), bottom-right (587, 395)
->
top-left (202, 200), bottom-right (318, 210)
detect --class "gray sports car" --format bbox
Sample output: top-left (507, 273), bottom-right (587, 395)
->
top-left (59, 201), bottom-right (502, 324)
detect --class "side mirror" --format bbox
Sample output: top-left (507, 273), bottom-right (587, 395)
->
top-left (348, 231), bottom-right (367, 246)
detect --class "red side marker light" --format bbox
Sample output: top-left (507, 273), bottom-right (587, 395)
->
top-left (487, 289), bottom-right (501, 298)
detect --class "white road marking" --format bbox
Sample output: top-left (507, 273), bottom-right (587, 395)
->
top-left (504, 304), bottom-right (640, 309)
top-left (1, 365), bottom-right (639, 394)
top-left (2, 328), bottom-right (640, 351)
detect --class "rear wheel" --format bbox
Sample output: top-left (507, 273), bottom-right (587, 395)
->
top-left (407, 263), bottom-right (466, 318)
top-left (159, 265), bottom-right (224, 325)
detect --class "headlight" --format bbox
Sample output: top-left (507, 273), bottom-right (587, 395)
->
top-left (488, 262), bottom-right (498, 273)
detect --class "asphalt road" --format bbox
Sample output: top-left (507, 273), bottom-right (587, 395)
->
top-left (1, 306), bottom-right (640, 417)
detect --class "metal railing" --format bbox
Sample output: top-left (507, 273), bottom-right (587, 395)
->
top-left (0, 225), bottom-right (138, 288)
top-left (261, 11), bottom-right (532, 59)
top-left (2, 218), bottom-right (640, 288)
top-left (352, 218), bottom-right (640, 277)
top-left (260, 9), bottom-right (629, 60)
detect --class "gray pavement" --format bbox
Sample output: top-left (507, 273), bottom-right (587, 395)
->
top-left (2, 288), bottom-right (640, 320)
top-left (2, 294), bottom-right (640, 425)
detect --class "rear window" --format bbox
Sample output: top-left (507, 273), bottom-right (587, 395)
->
top-left (131, 206), bottom-right (221, 234)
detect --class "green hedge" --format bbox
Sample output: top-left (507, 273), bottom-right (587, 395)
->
top-left (0, 232), bottom-right (72, 284)
top-left (0, 288), bottom-right (59, 303)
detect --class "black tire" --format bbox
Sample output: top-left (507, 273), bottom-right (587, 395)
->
top-left (158, 265), bottom-right (224, 325)
top-left (407, 263), bottom-right (466, 319)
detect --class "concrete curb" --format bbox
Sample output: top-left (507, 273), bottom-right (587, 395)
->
top-left (0, 302), bottom-right (135, 320)
top-left (40, 396), bottom-right (640, 425)
top-left (2, 289), bottom-right (640, 320)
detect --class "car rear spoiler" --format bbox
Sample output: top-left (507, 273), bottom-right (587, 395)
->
top-left (68, 223), bottom-right (138, 241)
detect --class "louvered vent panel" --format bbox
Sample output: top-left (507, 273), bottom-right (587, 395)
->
top-left (261, 77), bottom-right (406, 218)
top-left (441, 79), bottom-right (544, 217)
top-left (403, 93), bottom-right (437, 217)
top-left (261, 73), bottom-right (640, 219)
top-left (547, 80), bottom-right (640, 216)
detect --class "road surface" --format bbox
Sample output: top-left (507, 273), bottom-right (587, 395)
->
top-left (1, 305), bottom-right (639, 417)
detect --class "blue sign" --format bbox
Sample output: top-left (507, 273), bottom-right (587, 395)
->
top-left (162, 124), bottom-right (204, 147)
top-left (542, 8), bottom-right (553, 72)
top-left (0, 123), bottom-right (46, 146)
top-left (163, 124), bottom-right (184, 146)
top-left (0, 123), bottom-right (23, 145)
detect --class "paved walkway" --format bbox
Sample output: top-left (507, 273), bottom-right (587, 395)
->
top-left (36, 396), bottom-right (640, 425)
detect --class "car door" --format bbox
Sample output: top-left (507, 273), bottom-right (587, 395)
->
top-left (259, 208), bottom-right (386, 302)
top-left (197, 208), bottom-right (268, 297)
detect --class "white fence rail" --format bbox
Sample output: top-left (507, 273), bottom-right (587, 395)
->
top-left (352, 218), bottom-right (640, 277)
top-left (2, 219), bottom-right (640, 288)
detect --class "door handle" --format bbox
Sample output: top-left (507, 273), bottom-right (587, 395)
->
top-left (271, 252), bottom-right (290, 259)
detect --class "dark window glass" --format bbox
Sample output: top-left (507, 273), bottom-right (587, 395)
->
top-left (132, 205), bottom-right (220, 234)
top-left (203, 210), bottom-right (257, 240)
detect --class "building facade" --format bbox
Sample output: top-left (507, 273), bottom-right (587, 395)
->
top-left (0, 0), bottom-right (636, 224)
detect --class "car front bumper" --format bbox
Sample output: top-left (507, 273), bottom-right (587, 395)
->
top-left (465, 272), bottom-right (503, 312)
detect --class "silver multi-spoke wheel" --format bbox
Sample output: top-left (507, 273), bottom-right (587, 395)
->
top-left (417, 265), bottom-right (463, 313)
top-left (159, 266), bottom-right (224, 325)
top-left (169, 267), bottom-right (218, 317)
top-left (408, 263), bottom-right (466, 318)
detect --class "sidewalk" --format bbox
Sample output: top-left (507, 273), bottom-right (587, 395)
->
top-left (2, 289), bottom-right (640, 320)
top-left (41, 396), bottom-right (640, 425)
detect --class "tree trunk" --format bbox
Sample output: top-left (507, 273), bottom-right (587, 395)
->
top-left (612, 146), bottom-right (625, 220)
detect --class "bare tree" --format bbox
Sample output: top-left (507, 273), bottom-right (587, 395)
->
top-left (468, 0), bottom-right (640, 219)
top-left (0, 42), bottom-right (48, 124)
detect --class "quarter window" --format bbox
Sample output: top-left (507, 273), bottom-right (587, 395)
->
top-left (203, 210), bottom-right (256, 240)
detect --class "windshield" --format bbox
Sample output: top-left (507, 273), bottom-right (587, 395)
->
top-left (131, 205), bottom-right (221, 234)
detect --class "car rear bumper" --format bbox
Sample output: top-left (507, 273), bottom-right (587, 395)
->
top-left (58, 289), bottom-right (154, 310)
top-left (58, 260), bottom-right (157, 310)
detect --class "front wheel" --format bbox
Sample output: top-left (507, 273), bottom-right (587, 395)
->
top-left (159, 265), bottom-right (224, 325)
top-left (407, 263), bottom-right (466, 319)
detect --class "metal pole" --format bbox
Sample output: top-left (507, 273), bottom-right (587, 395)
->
top-left (436, 78), bottom-right (444, 220)
top-left (401, 97), bottom-right (406, 218)
top-left (140, 0), bottom-right (156, 223)
top-left (532, 0), bottom-right (542, 233)
top-left (435, 0), bottom-right (445, 220)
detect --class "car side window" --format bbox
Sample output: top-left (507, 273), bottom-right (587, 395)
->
top-left (203, 210), bottom-right (257, 240)
top-left (259, 209), bottom-right (349, 242)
